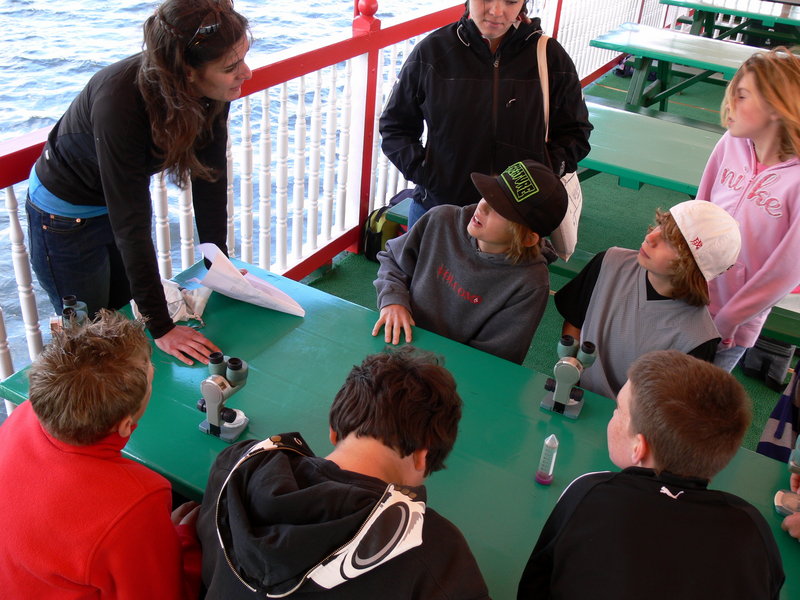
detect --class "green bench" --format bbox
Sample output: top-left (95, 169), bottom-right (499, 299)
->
top-left (384, 99), bottom-right (722, 227)
top-left (549, 248), bottom-right (800, 346)
top-left (385, 196), bottom-right (413, 226)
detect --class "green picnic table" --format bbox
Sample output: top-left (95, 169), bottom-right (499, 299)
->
top-left (661, 0), bottom-right (800, 42)
top-left (590, 22), bottom-right (763, 110)
top-left (1, 259), bottom-right (799, 598)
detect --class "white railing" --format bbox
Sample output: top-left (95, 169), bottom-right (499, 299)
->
top-left (0, 0), bottom-right (672, 377)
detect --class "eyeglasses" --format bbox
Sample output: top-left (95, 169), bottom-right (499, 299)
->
top-left (185, 12), bottom-right (220, 50)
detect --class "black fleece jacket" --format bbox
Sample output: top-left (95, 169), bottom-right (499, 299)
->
top-left (34, 54), bottom-right (229, 338)
top-left (379, 16), bottom-right (591, 210)
top-left (198, 435), bottom-right (491, 599)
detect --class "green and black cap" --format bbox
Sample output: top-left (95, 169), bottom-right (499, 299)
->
top-left (470, 160), bottom-right (567, 236)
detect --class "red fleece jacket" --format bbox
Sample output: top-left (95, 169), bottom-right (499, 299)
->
top-left (0, 401), bottom-right (200, 599)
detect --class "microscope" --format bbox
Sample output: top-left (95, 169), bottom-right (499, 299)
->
top-left (790, 441), bottom-right (800, 476)
top-left (197, 352), bottom-right (250, 443)
top-left (774, 439), bottom-right (800, 516)
top-left (540, 335), bottom-right (597, 419)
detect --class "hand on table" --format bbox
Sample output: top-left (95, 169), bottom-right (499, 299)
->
top-left (155, 325), bottom-right (221, 365)
top-left (171, 501), bottom-right (200, 528)
top-left (372, 304), bottom-right (415, 345)
top-left (782, 512), bottom-right (800, 540)
top-left (780, 474), bottom-right (800, 540)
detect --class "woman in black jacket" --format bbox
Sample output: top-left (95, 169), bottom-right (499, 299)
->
top-left (27, 0), bottom-right (251, 364)
top-left (379, 0), bottom-right (591, 227)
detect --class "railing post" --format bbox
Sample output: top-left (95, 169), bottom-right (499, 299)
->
top-left (351, 0), bottom-right (382, 241)
top-left (153, 172), bottom-right (173, 279)
top-left (5, 187), bottom-right (42, 361)
top-left (226, 113), bottom-right (236, 257)
top-left (258, 89), bottom-right (273, 270)
top-left (240, 95), bottom-right (254, 264)
top-left (0, 307), bottom-right (14, 379)
top-left (178, 185), bottom-right (195, 271)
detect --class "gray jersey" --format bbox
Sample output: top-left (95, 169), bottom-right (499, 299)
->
top-left (580, 247), bottom-right (719, 398)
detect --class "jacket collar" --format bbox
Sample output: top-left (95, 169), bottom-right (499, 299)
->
top-left (456, 15), bottom-right (542, 56)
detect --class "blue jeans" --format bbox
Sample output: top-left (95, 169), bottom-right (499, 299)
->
top-left (406, 199), bottom-right (428, 229)
top-left (26, 198), bottom-right (131, 316)
top-left (713, 345), bottom-right (747, 373)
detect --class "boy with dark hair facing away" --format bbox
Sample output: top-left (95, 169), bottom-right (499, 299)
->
top-left (373, 159), bottom-right (567, 364)
top-left (518, 350), bottom-right (784, 600)
top-left (0, 310), bottom-right (201, 599)
top-left (555, 200), bottom-right (741, 398)
top-left (197, 346), bottom-right (490, 599)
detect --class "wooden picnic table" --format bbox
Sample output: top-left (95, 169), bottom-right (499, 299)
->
top-left (661, 0), bottom-right (800, 41)
top-left (590, 22), bottom-right (765, 110)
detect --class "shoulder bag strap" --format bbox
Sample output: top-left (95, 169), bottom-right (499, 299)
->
top-left (537, 34), bottom-right (550, 143)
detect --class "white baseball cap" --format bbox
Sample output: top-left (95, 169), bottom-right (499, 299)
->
top-left (670, 200), bottom-right (741, 281)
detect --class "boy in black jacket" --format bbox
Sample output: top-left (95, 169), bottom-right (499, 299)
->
top-left (518, 350), bottom-right (784, 600)
top-left (198, 346), bottom-right (490, 599)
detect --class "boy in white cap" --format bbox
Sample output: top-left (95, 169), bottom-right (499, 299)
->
top-left (372, 159), bottom-right (567, 364)
top-left (554, 200), bottom-right (741, 398)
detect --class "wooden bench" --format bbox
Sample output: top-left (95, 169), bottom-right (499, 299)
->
top-left (384, 100), bottom-right (722, 221)
top-left (385, 196), bottom-right (412, 226)
top-left (579, 101), bottom-right (721, 195)
top-left (549, 248), bottom-right (800, 346)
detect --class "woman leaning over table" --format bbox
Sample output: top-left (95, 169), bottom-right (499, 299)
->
top-left (26, 0), bottom-right (251, 364)
top-left (379, 0), bottom-right (592, 227)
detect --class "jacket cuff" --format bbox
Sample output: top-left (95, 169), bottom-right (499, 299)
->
top-left (147, 317), bottom-right (176, 340)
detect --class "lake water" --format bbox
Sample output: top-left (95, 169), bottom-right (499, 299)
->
top-left (0, 0), bottom-right (455, 366)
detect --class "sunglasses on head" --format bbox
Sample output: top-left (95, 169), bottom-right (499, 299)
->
top-left (186, 12), bottom-right (221, 50)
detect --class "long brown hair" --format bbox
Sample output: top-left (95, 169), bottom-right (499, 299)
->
top-left (721, 47), bottom-right (800, 162)
top-left (137, 0), bottom-right (249, 186)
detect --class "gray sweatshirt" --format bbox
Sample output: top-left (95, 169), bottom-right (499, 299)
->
top-left (375, 204), bottom-right (550, 364)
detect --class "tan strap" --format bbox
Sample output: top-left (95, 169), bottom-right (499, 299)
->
top-left (537, 34), bottom-right (550, 142)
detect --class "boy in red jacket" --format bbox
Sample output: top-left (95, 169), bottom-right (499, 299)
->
top-left (0, 310), bottom-right (200, 599)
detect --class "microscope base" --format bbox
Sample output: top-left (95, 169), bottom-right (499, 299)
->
top-left (199, 411), bottom-right (250, 443)
top-left (540, 392), bottom-right (584, 419)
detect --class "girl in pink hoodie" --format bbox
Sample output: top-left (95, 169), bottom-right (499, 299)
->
top-left (697, 47), bottom-right (800, 372)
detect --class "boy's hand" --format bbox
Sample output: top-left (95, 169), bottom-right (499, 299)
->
top-left (782, 512), bottom-right (800, 539)
top-left (718, 338), bottom-right (735, 351)
top-left (171, 501), bottom-right (201, 528)
top-left (791, 473), bottom-right (800, 493)
top-left (372, 305), bottom-right (415, 345)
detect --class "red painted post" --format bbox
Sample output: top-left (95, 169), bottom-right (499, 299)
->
top-left (350, 0), bottom-right (382, 256)
top-left (353, 0), bottom-right (381, 36)
top-left (552, 0), bottom-right (564, 39)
